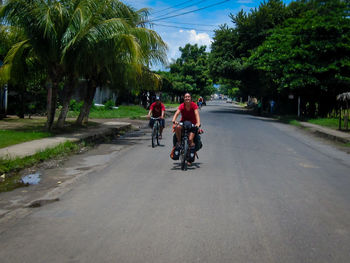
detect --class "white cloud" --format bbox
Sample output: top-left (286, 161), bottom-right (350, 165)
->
top-left (188, 30), bottom-right (212, 47)
top-left (162, 29), bottom-right (213, 62)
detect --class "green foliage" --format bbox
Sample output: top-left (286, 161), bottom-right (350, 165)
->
top-left (69, 99), bottom-right (83, 112)
top-left (1, 0), bottom-right (167, 127)
top-left (249, 0), bottom-right (350, 116)
top-left (165, 43), bottom-right (214, 98)
top-left (104, 100), bottom-right (115, 110)
top-left (308, 118), bottom-right (340, 130)
top-left (209, 0), bottom-right (350, 117)
top-left (68, 105), bottom-right (147, 119)
top-left (0, 130), bottom-right (52, 148)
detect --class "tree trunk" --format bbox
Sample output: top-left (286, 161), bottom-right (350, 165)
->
top-left (18, 87), bottom-right (25, 119)
top-left (46, 82), bottom-right (59, 131)
top-left (57, 77), bottom-right (77, 128)
top-left (46, 68), bottom-right (61, 131)
top-left (76, 79), bottom-right (97, 126)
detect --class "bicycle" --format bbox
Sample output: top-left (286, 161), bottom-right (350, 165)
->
top-left (178, 121), bottom-right (197, 170)
top-left (151, 117), bottom-right (161, 148)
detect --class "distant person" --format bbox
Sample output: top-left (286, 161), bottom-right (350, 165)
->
top-left (197, 97), bottom-right (203, 109)
top-left (147, 96), bottom-right (165, 139)
top-left (270, 100), bottom-right (275, 114)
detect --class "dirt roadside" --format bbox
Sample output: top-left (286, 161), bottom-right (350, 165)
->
top-left (0, 118), bottom-right (150, 222)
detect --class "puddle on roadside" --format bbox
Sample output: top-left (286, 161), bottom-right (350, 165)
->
top-left (21, 173), bottom-right (41, 185)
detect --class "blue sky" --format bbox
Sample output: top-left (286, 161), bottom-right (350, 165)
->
top-left (124, 0), bottom-right (290, 67)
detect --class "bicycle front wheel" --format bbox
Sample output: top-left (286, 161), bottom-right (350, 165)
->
top-left (181, 139), bottom-right (188, 171)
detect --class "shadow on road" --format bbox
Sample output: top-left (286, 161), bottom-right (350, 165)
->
top-left (209, 108), bottom-right (251, 115)
top-left (171, 162), bottom-right (202, 171)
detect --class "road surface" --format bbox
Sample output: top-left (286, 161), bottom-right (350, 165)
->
top-left (1, 101), bottom-right (350, 263)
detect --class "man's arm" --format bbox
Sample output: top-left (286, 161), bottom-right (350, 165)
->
top-left (161, 104), bottom-right (165, 119)
top-left (172, 109), bottom-right (181, 124)
top-left (147, 109), bottom-right (152, 118)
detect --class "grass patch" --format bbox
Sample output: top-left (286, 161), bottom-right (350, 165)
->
top-left (67, 105), bottom-right (148, 119)
top-left (0, 130), bottom-right (52, 148)
top-left (0, 117), bottom-right (47, 131)
top-left (277, 115), bottom-right (301, 126)
top-left (164, 103), bottom-right (180, 109)
top-left (0, 141), bottom-right (81, 192)
top-left (308, 118), bottom-right (339, 129)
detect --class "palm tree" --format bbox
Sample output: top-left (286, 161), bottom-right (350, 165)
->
top-left (0, 0), bottom-right (73, 130)
top-left (1, 0), bottom-right (167, 128)
top-left (59, 0), bottom-right (167, 125)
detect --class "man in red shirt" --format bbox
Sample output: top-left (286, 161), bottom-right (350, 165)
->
top-left (148, 96), bottom-right (165, 139)
top-left (172, 93), bottom-right (201, 160)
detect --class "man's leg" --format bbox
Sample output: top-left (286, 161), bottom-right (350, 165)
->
top-left (149, 119), bottom-right (154, 128)
top-left (159, 119), bottom-right (165, 137)
top-left (175, 125), bottom-right (182, 145)
top-left (189, 132), bottom-right (195, 147)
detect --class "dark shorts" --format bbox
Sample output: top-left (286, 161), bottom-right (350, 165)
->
top-left (149, 118), bottom-right (165, 128)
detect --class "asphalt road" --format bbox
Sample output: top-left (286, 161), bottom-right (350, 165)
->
top-left (1, 101), bottom-right (350, 263)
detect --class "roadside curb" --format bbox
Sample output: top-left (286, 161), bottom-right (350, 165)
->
top-left (299, 122), bottom-right (350, 144)
top-left (228, 104), bottom-right (350, 145)
top-left (0, 121), bottom-right (132, 159)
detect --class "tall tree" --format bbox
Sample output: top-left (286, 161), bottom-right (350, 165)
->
top-left (209, 0), bottom-right (291, 98)
top-left (169, 44), bottom-right (214, 98)
top-left (1, 0), bottom-right (73, 130)
top-left (249, 0), bottom-right (350, 116)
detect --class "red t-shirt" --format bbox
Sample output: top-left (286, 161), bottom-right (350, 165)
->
top-left (179, 102), bottom-right (198, 124)
top-left (150, 102), bottom-right (165, 117)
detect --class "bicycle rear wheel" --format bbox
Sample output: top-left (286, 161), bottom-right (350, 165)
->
top-left (181, 140), bottom-right (188, 171)
top-left (151, 125), bottom-right (156, 148)
top-left (156, 122), bottom-right (160, 145)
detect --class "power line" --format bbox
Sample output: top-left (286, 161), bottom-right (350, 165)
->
top-left (168, 21), bottom-right (220, 27)
top-left (152, 0), bottom-right (208, 20)
top-left (148, 0), bottom-right (230, 23)
top-left (160, 21), bottom-right (219, 27)
top-left (151, 0), bottom-right (197, 15)
top-left (153, 23), bottom-right (214, 32)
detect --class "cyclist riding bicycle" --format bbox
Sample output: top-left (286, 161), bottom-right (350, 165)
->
top-left (171, 93), bottom-right (201, 163)
top-left (197, 97), bottom-right (203, 108)
top-left (148, 96), bottom-right (165, 139)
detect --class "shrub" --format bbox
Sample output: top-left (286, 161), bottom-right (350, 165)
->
top-left (104, 99), bottom-right (115, 110)
top-left (69, 99), bottom-right (83, 111)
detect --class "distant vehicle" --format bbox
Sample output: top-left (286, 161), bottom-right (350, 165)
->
top-left (226, 98), bottom-right (232, 103)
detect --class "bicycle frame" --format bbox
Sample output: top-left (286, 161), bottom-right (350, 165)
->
top-left (151, 117), bottom-right (161, 148)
